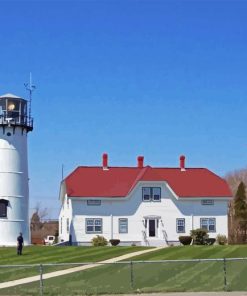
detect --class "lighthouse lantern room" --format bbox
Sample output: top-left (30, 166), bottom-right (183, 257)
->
top-left (0, 93), bottom-right (33, 246)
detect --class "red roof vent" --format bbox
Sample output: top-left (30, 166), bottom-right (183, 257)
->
top-left (102, 153), bottom-right (108, 170)
top-left (180, 155), bottom-right (186, 171)
top-left (137, 156), bottom-right (144, 168)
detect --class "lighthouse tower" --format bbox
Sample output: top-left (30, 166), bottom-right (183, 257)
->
top-left (0, 93), bottom-right (33, 246)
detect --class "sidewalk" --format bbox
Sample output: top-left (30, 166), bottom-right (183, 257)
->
top-left (0, 246), bottom-right (164, 289)
top-left (105, 293), bottom-right (247, 296)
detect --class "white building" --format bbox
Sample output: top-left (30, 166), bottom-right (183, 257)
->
top-left (0, 93), bottom-right (33, 246)
top-left (59, 154), bottom-right (232, 246)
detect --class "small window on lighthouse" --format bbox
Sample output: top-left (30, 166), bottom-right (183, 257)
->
top-left (0, 199), bottom-right (8, 218)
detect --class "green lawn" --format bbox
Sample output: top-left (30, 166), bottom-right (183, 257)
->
top-left (0, 245), bottom-right (146, 283)
top-left (0, 245), bottom-right (147, 265)
top-left (1, 245), bottom-right (247, 295)
top-left (129, 244), bottom-right (247, 260)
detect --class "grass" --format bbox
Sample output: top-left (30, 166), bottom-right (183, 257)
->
top-left (1, 245), bottom-right (247, 295)
top-left (0, 245), bottom-right (147, 283)
top-left (129, 244), bottom-right (247, 260)
top-left (0, 245), bottom-right (147, 265)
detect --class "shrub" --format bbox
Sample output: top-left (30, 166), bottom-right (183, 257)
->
top-left (109, 239), bottom-right (120, 246)
top-left (190, 228), bottom-right (209, 245)
top-left (179, 236), bottom-right (192, 245)
top-left (204, 238), bottom-right (216, 245)
top-left (216, 234), bottom-right (228, 245)
top-left (91, 235), bottom-right (108, 246)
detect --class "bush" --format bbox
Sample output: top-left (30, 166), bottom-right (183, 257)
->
top-left (190, 228), bottom-right (209, 245)
top-left (109, 239), bottom-right (120, 246)
top-left (216, 234), bottom-right (228, 245)
top-left (91, 235), bottom-right (108, 246)
top-left (204, 238), bottom-right (216, 245)
top-left (179, 236), bottom-right (192, 245)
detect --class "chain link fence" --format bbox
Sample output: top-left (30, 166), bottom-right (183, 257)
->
top-left (1, 258), bottom-right (247, 295)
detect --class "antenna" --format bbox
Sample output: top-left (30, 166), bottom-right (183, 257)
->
top-left (24, 72), bottom-right (36, 120)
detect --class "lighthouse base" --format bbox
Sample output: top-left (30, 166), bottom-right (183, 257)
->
top-left (0, 219), bottom-right (30, 246)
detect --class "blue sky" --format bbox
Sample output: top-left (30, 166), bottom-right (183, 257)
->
top-left (0, 0), bottom-right (246, 217)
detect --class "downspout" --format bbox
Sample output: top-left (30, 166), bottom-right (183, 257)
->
top-left (191, 214), bottom-right (194, 231)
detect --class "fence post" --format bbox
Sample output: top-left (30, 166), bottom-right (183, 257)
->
top-left (223, 258), bottom-right (228, 291)
top-left (130, 261), bottom-right (134, 289)
top-left (39, 264), bottom-right (44, 296)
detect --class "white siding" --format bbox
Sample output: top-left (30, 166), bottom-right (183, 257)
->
top-left (59, 181), bottom-right (230, 246)
top-left (59, 194), bottom-right (72, 242)
top-left (0, 127), bottom-right (30, 246)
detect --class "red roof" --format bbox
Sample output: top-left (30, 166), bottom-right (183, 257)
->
top-left (64, 166), bottom-right (232, 198)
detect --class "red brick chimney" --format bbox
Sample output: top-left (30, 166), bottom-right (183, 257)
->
top-left (137, 156), bottom-right (144, 168)
top-left (180, 155), bottom-right (186, 171)
top-left (102, 153), bottom-right (108, 170)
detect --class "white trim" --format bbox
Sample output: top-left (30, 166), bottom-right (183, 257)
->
top-left (178, 197), bottom-right (232, 201)
top-left (0, 171), bottom-right (23, 174)
top-left (69, 194), bottom-right (232, 202)
top-left (70, 196), bottom-right (125, 201)
top-left (0, 195), bottom-right (24, 198)
top-left (0, 219), bottom-right (24, 222)
top-left (143, 215), bottom-right (161, 219)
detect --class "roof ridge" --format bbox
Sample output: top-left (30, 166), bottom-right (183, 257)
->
top-left (154, 167), bottom-right (207, 170)
top-left (72, 166), bottom-right (209, 170)
top-left (77, 166), bottom-right (142, 169)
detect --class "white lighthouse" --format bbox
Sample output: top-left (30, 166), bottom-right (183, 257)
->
top-left (0, 93), bottom-right (33, 246)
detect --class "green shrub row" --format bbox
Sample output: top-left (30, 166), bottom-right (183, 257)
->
top-left (91, 230), bottom-right (227, 247)
top-left (179, 229), bottom-right (227, 246)
top-left (91, 235), bottom-right (120, 246)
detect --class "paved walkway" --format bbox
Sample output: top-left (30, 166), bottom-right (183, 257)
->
top-left (104, 293), bottom-right (247, 296)
top-left (0, 246), bottom-right (164, 289)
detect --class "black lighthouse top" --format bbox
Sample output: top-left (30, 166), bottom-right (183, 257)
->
top-left (0, 93), bottom-right (33, 132)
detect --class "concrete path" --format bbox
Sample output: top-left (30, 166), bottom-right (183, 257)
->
top-left (0, 246), bottom-right (164, 289)
top-left (104, 293), bottom-right (247, 296)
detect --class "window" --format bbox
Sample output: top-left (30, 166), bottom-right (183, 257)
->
top-left (142, 187), bottom-right (161, 202)
top-left (87, 200), bottom-right (101, 206)
top-left (200, 218), bottom-right (216, 232)
top-left (176, 218), bottom-right (185, 233)
top-left (142, 187), bottom-right (151, 201)
top-left (153, 187), bottom-right (161, 201)
top-left (66, 218), bottom-right (70, 233)
top-left (201, 200), bottom-right (214, 205)
top-left (0, 199), bottom-right (8, 218)
top-left (86, 218), bottom-right (102, 233)
top-left (119, 218), bottom-right (128, 233)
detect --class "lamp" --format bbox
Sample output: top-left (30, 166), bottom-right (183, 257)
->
top-left (8, 103), bottom-right (15, 111)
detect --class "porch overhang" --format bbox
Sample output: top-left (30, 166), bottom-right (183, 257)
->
top-left (143, 215), bottom-right (161, 220)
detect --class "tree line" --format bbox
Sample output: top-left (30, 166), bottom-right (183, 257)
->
top-left (225, 169), bottom-right (247, 244)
